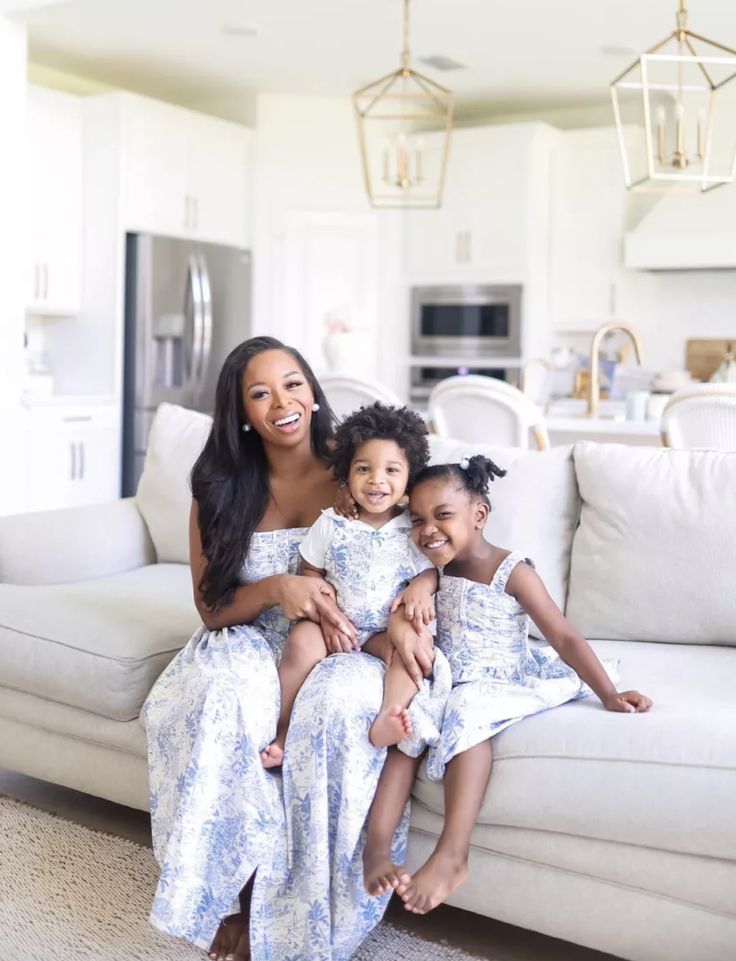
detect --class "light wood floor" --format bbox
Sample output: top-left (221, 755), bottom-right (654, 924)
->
top-left (0, 768), bottom-right (622, 961)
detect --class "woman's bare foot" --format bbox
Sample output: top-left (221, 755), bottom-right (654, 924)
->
top-left (400, 849), bottom-right (469, 915)
top-left (207, 913), bottom-right (250, 961)
top-left (260, 739), bottom-right (284, 769)
top-left (369, 705), bottom-right (412, 748)
top-left (363, 843), bottom-right (412, 896)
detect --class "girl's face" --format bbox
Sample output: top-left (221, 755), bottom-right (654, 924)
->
top-left (241, 349), bottom-right (315, 449)
top-left (409, 476), bottom-right (488, 566)
top-left (348, 439), bottom-right (409, 516)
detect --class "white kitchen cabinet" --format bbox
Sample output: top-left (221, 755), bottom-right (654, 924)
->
top-left (405, 125), bottom-right (541, 280)
top-left (123, 94), bottom-right (251, 247)
top-left (26, 405), bottom-right (120, 513)
top-left (0, 407), bottom-right (29, 516)
top-left (548, 127), bottom-right (628, 332)
top-left (26, 85), bottom-right (82, 315)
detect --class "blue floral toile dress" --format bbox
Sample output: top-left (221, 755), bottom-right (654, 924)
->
top-left (145, 527), bottom-right (446, 960)
top-left (426, 550), bottom-right (619, 781)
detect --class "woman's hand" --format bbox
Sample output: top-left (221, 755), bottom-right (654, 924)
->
top-left (321, 611), bottom-right (360, 654)
top-left (277, 574), bottom-right (357, 641)
top-left (387, 611), bottom-right (435, 689)
top-left (603, 690), bottom-right (653, 713)
top-left (332, 483), bottom-right (359, 520)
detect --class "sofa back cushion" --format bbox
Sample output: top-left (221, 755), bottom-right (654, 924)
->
top-left (136, 403), bottom-right (212, 564)
top-left (567, 442), bottom-right (736, 644)
top-left (428, 438), bottom-right (580, 633)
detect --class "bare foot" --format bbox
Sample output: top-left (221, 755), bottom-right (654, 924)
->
top-left (369, 705), bottom-right (412, 748)
top-left (208, 913), bottom-right (250, 961)
top-left (363, 844), bottom-right (412, 897)
top-left (400, 849), bottom-right (469, 915)
top-left (260, 739), bottom-right (284, 769)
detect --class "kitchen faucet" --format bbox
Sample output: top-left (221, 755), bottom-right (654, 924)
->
top-left (588, 322), bottom-right (644, 417)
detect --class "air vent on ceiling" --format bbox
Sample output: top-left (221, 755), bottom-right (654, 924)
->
top-left (418, 55), bottom-right (466, 72)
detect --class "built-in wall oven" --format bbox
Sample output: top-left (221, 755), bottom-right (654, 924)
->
top-left (409, 284), bottom-right (523, 402)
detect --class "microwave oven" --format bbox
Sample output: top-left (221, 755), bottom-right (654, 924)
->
top-left (411, 284), bottom-right (522, 359)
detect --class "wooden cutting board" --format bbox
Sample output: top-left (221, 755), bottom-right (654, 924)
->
top-left (686, 339), bottom-right (735, 382)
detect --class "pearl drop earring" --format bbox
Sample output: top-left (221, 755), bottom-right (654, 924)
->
top-left (312, 403), bottom-right (320, 412)
top-left (241, 423), bottom-right (251, 433)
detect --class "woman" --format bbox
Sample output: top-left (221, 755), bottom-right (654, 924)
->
top-left (145, 337), bottom-right (438, 961)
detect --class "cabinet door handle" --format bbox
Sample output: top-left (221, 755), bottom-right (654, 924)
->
top-left (79, 441), bottom-right (85, 481)
top-left (193, 196), bottom-right (198, 230)
top-left (43, 262), bottom-right (49, 300)
top-left (70, 442), bottom-right (76, 481)
top-left (33, 263), bottom-right (39, 300)
top-left (184, 195), bottom-right (190, 228)
top-left (465, 232), bottom-right (472, 264)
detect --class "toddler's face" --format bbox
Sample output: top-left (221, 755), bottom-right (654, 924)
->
top-left (409, 478), bottom-right (479, 566)
top-left (348, 439), bottom-right (409, 515)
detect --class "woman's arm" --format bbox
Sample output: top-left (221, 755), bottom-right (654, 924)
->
top-left (507, 563), bottom-right (652, 713)
top-left (189, 501), bottom-right (355, 634)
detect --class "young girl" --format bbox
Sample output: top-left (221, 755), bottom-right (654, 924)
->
top-left (362, 454), bottom-right (653, 912)
top-left (260, 403), bottom-right (449, 768)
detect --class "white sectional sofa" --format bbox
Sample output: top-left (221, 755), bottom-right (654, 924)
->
top-left (0, 403), bottom-right (734, 961)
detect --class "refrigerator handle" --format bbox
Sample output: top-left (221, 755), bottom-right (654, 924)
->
top-left (196, 254), bottom-right (213, 394)
top-left (185, 254), bottom-right (205, 392)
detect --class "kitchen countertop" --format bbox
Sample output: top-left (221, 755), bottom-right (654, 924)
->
top-left (545, 414), bottom-right (660, 436)
top-left (21, 394), bottom-right (118, 408)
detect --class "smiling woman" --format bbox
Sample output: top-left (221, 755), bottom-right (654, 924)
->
top-left (143, 335), bottom-right (440, 961)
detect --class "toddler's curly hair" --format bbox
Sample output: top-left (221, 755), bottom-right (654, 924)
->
top-left (413, 455), bottom-right (506, 506)
top-left (330, 402), bottom-right (429, 486)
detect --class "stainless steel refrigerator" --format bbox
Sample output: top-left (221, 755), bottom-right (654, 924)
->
top-left (122, 233), bottom-right (251, 496)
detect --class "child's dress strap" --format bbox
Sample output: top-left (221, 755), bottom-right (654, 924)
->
top-left (491, 550), bottom-right (534, 592)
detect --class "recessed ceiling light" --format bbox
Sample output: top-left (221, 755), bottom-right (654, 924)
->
top-left (221, 23), bottom-right (259, 38)
top-left (419, 54), bottom-right (466, 72)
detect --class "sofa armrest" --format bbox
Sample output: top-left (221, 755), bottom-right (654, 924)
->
top-left (0, 498), bottom-right (156, 585)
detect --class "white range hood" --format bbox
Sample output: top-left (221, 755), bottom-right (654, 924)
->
top-left (624, 182), bottom-right (736, 270)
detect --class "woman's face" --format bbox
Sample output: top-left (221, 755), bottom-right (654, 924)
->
top-left (241, 349), bottom-right (316, 448)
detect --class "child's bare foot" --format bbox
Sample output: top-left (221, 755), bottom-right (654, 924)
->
top-left (400, 849), bottom-right (469, 914)
top-left (260, 739), bottom-right (284, 769)
top-left (363, 844), bottom-right (412, 897)
top-left (208, 912), bottom-right (250, 960)
top-left (369, 705), bottom-right (412, 748)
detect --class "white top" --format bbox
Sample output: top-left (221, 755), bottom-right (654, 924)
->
top-left (299, 508), bottom-right (433, 644)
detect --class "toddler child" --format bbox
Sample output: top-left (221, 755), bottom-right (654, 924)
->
top-left (260, 403), bottom-right (441, 769)
top-left (362, 454), bottom-right (653, 910)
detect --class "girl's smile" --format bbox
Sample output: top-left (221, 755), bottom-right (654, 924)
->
top-left (349, 439), bottom-right (410, 522)
top-left (410, 478), bottom-right (488, 567)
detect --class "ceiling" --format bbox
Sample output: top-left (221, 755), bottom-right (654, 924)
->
top-left (9, 0), bottom-right (736, 123)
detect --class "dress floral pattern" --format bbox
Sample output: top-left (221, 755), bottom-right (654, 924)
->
top-left (145, 527), bottom-right (445, 960)
top-left (299, 509), bottom-right (451, 757)
top-left (427, 550), bottom-right (619, 781)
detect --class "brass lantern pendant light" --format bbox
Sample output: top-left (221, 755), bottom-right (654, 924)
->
top-left (610, 0), bottom-right (736, 192)
top-left (353, 0), bottom-right (454, 208)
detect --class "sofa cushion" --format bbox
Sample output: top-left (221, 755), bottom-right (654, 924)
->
top-left (0, 564), bottom-right (197, 721)
top-left (428, 438), bottom-right (579, 633)
top-left (413, 639), bottom-right (736, 861)
top-left (136, 403), bottom-right (212, 564)
top-left (567, 442), bottom-right (736, 644)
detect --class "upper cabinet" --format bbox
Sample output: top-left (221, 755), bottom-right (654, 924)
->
top-left (122, 94), bottom-right (252, 247)
top-left (548, 126), bottom-right (629, 331)
top-left (404, 124), bottom-right (550, 282)
top-left (26, 85), bottom-right (83, 315)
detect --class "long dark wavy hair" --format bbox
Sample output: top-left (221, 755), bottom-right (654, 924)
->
top-left (191, 336), bottom-right (335, 610)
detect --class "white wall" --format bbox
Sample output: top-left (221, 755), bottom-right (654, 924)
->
top-left (0, 15), bottom-right (27, 408)
top-left (252, 93), bottom-right (408, 396)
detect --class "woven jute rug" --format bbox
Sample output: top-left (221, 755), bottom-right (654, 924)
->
top-left (0, 794), bottom-right (483, 961)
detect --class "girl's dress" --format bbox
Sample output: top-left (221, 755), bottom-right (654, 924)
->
top-left (145, 527), bottom-right (445, 961)
top-left (427, 550), bottom-right (618, 781)
top-left (299, 509), bottom-right (451, 753)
